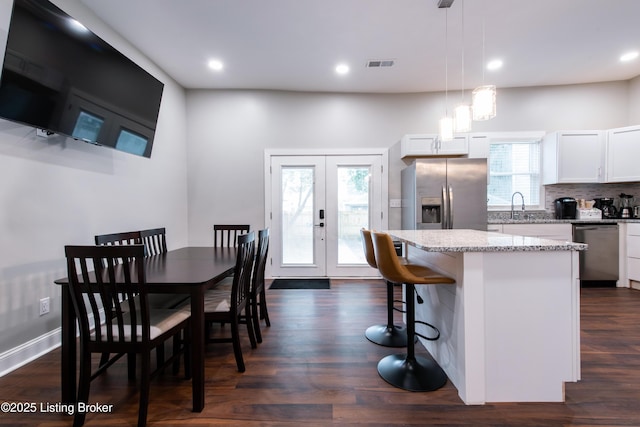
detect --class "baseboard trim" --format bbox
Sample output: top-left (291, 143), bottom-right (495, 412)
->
top-left (0, 328), bottom-right (61, 377)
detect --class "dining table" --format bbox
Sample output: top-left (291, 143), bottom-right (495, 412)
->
top-left (55, 246), bottom-right (237, 412)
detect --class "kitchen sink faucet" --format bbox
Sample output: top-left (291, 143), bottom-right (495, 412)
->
top-left (511, 192), bottom-right (526, 219)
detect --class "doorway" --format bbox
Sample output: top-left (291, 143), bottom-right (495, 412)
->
top-left (265, 151), bottom-right (388, 278)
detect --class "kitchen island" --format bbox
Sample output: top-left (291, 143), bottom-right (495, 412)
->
top-left (386, 229), bottom-right (587, 405)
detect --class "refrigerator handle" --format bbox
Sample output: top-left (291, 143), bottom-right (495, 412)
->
top-left (441, 185), bottom-right (448, 229)
top-left (448, 185), bottom-right (453, 229)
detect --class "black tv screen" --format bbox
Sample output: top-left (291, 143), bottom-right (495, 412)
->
top-left (0, 0), bottom-right (164, 157)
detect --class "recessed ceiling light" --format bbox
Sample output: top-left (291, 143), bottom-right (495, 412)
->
top-left (620, 51), bottom-right (639, 62)
top-left (208, 59), bottom-right (224, 71)
top-left (487, 59), bottom-right (503, 71)
top-left (335, 64), bottom-right (350, 75)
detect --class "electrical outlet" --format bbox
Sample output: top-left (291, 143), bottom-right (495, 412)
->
top-left (39, 297), bottom-right (50, 316)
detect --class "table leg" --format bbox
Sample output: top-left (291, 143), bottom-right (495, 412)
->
top-left (191, 289), bottom-right (205, 412)
top-left (61, 286), bottom-right (76, 404)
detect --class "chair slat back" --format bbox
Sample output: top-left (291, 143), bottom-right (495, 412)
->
top-left (94, 231), bottom-right (141, 247)
top-left (252, 228), bottom-right (269, 293)
top-left (65, 244), bottom-right (149, 348)
top-left (230, 231), bottom-right (255, 314)
top-left (214, 225), bottom-right (250, 248)
top-left (140, 227), bottom-right (167, 257)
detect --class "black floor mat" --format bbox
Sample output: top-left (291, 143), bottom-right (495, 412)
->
top-left (269, 278), bottom-right (330, 289)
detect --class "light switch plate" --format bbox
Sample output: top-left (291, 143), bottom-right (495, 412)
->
top-left (389, 199), bottom-right (402, 208)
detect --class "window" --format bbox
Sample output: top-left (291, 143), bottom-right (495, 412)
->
top-left (488, 135), bottom-right (542, 209)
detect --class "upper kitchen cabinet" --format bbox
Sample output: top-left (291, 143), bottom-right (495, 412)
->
top-left (542, 131), bottom-right (605, 184)
top-left (466, 134), bottom-right (490, 159)
top-left (606, 125), bottom-right (640, 183)
top-left (400, 134), bottom-right (468, 158)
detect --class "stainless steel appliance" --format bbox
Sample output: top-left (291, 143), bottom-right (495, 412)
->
top-left (554, 197), bottom-right (577, 219)
top-left (401, 158), bottom-right (487, 230)
top-left (573, 223), bottom-right (619, 287)
top-left (618, 193), bottom-right (634, 218)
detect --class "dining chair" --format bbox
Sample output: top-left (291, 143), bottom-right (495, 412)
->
top-left (213, 224), bottom-right (250, 248)
top-left (248, 228), bottom-right (271, 343)
top-left (201, 231), bottom-right (256, 372)
top-left (95, 229), bottom-right (187, 373)
top-left (64, 244), bottom-right (191, 427)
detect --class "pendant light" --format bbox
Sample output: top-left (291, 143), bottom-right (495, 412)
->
top-left (439, 8), bottom-right (453, 142)
top-left (454, 0), bottom-right (472, 132)
top-left (472, 19), bottom-right (497, 121)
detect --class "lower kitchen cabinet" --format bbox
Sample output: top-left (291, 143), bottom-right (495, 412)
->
top-left (626, 223), bottom-right (640, 288)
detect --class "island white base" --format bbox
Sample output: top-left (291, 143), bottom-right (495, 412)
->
top-left (405, 247), bottom-right (581, 404)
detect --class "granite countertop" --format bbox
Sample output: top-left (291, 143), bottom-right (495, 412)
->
top-left (489, 218), bottom-right (640, 224)
top-left (386, 229), bottom-right (587, 253)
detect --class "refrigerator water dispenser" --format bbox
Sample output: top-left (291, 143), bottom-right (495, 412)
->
top-left (421, 197), bottom-right (441, 224)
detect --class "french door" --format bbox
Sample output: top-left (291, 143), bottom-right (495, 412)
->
top-left (267, 153), bottom-right (386, 277)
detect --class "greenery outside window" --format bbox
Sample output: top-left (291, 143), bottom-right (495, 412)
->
top-left (488, 135), bottom-right (543, 209)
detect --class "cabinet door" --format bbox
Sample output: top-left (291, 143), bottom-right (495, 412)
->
top-left (437, 135), bottom-right (469, 155)
top-left (542, 131), bottom-right (604, 184)
top-left (607, 126), bottom-right (640, 182)
top-left (401, 134), bottom-right (437, 157)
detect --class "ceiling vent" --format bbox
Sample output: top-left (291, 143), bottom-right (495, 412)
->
top-left (367, 59), bottom-right (395, 68)
top-left (437, 0), bottom-right (454, 8)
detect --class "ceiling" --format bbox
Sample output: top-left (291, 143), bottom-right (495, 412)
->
top-left (81, 0), bottom-right (640, 94)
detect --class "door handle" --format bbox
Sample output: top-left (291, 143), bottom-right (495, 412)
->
top-left (315, 222), bottom-right (325, 227)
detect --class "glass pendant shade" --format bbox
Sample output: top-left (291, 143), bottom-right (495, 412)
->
top-left (454, 104), bottom-right (472, 132)
top-left (439, 116), bottom-right (454, 142)
top-left (472, 85), bottom-right (496, 121)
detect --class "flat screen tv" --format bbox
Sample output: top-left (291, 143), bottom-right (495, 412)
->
top-left (0, 0), bottom-right (164, 158)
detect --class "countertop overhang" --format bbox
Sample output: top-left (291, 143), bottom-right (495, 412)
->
top-left (386, 229), bottom-right (587, 252)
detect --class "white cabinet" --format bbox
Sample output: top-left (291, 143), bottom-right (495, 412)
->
top-left (501, 223), bottom-right (573, 242)
top-left (627, 223), bottom-right (640, 285)
top-left (400, 134), bottom-right (468, 158)
top-left (467, 134), bottom-right (490, 159)
top-left (606, 125), bottom-right (640, 182)
top-left (542, 131), bottom-right (604, 184)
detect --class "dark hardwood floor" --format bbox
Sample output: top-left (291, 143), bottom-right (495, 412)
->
top-left (1, 280), bottom-right (640, 426)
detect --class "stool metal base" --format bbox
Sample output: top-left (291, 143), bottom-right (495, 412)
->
top-left (377, 354), bottom-right (447, 392)
top-left (365, 324), bottom-right (413, 347)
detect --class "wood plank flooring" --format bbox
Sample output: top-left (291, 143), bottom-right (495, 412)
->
top-left (1, 280), bottom-right (640, 426)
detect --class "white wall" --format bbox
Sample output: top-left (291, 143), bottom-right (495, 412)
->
top-left (0, 0), bottom-right (189, 366)
top-left (185, 81), bottom-right (631, 242)
top-left (629, 75), bottom-right (640, 123)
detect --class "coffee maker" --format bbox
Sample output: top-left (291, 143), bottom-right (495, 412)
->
top-left (554, 197), bottom-right (577, 219)
top-left (594, 198), bottom-right (618, 218)
top-left (618, 193), bottom-right (634, 218)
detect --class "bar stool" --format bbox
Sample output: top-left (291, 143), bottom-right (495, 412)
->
top-left (360, 229), bottom-right (410, 347)
top-left (371, 231), bottom-right (455, 392)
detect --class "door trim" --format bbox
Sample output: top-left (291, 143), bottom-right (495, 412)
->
top-left (264, 148), bottom-right (389, 279)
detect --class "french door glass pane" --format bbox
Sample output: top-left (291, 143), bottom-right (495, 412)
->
top-left (337, 166), bottom-right (370, 264)
top-left (281, 167), bottom-right (314, 264)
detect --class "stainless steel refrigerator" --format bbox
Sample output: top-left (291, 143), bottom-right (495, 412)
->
top-left (401, 158), bottom-right (487, 230)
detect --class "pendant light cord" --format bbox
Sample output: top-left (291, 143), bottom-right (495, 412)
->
top-left (444, 8), bottom-right (449, 115)
top-left (461, 0), bottom-right (465, 101)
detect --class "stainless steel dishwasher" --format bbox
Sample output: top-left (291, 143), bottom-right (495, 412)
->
top-left (572, 223), bottom-right (619, 286)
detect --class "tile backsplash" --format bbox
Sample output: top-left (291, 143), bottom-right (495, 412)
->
top-left (544, 183), bottom-right (640, 210)
top-left (488, 182), bottom-right (640, 221)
